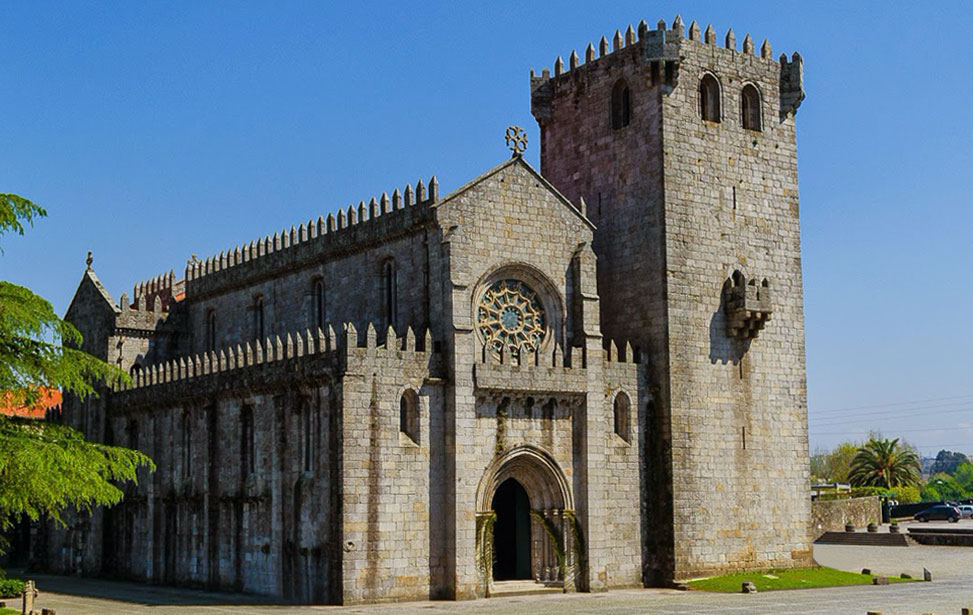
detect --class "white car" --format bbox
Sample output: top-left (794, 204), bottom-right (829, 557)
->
top-left (958, 505), bottom-right (973, 519)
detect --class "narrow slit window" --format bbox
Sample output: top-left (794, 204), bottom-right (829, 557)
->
top-left (252, 295), bottom-right (264, 340)
top-left (312, 278), bottom-right (326, 330)
top-left (400, 390), bottom-right (419, 444)
top-left (241, 405), bottom-right (254, 476)
top-left (613, 392), bottom-right (631, 443)
top-left (302, 399), bottom-right (313, 472)
top-left (205, 309), bottom-right (217, 352)
top-left (182, 413), bottom-right (192, 479)
top-left (384, 260), bottom-right (398, 330)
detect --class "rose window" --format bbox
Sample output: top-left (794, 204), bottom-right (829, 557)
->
top-left (477, 279), bottom-right (547, 358)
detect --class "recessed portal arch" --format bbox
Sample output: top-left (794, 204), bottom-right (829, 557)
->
top-left (475, 445), bottom-right (580, 595)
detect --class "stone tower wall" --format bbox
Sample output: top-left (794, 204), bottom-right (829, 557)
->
top-left (660, 28), bottom-right (811, 578)
top-left (531, 16), bottom-right (811, 582)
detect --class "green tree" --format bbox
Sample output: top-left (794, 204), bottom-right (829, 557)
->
top-left (810, 441), bottom-right (859, 483)
top-left (0, 194), bottom-right (154, 545)
top-left (922, 473), bottom-right (968, 501)
top-left (954, 461), bottom-right (973, 494)
top-left (930, 449), bottom-right (969, 475)
top-left (848, 437), bottom-right (921, 489)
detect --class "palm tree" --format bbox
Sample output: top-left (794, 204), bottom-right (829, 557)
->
top-left (848, 437), bottom-right (921, 489)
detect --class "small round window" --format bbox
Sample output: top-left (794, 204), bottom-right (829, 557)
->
top-left (476, 279), bottom-right (547, 359)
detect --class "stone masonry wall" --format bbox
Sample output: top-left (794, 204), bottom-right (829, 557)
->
top-left (531, 17), bottom-right (811, 582)
top-left (97, 339), bottom-right (344, 601)
top-left (810, 497), bottom-right (882, 539)
top-left (531, 24), bottom-right (676, 584)
top-left (661, 28), bottom-right (811, 578)
top-left (433, 159), bottom-right (643, 595)
top-left (338, 326), bottom-right (443, 604)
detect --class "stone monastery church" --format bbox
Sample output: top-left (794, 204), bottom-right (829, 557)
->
top-left (49, 14), bottom-right (810, 604)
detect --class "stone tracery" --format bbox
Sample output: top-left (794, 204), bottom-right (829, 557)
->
top-left (476, 279), bottom-right (547, 359)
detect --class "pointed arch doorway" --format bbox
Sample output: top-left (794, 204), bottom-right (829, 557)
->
top-left (475, 444), bottom-right (581, 596)
top-left (492, 478), bottom-right (531, 580)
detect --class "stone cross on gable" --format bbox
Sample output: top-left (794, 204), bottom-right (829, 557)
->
top-left (505, 126), bottom-right (528, 157)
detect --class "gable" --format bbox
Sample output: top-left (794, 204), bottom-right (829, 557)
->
top-left (436, 157), bottom-right (595, 232)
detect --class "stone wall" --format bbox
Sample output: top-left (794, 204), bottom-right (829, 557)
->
top-left (810, 497), bottom-right (882, 539)
top-left (660, 24), bottom-right (811, 580)
top-left (531, 17), bottom-right (811, 583)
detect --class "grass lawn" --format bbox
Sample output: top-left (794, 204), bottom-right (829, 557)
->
top-left (0, 608), bottom-right (18, 615)
top-left (686, 567), bottom-right (915, 592)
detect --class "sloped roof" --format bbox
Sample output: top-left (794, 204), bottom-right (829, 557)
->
top-left (0, 388), bottom-right (62, 419)
top-left (65, 267), bottom-right (120, 319)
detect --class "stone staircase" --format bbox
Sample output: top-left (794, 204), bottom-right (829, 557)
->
top-left (814, 530), bottom-right (910, 547)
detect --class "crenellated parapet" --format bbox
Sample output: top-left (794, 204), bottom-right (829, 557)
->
top-left (112, 321), bottom-right (441, 402)
top-left (473, 337), bottom-right (642, 394)
top-left (130, 270), bottom-right (183, 312)
top-left (779, 52), bottom-right (805, 118)
top-left (115, 290), bottom-right (171, 332)
top-left (184, 177), bottom-right (439, 299)
top-left (531, 15), bottom-right (799, 125)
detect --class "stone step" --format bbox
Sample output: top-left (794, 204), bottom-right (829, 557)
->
top-left (814, 531), bottom-right (910, 547)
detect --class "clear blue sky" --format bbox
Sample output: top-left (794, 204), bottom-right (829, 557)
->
top-left (2, 2), bottom-right (971, 456)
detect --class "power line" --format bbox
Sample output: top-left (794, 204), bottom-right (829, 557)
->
top-left (810, 393), bottom-right (973, 417)
top-left (810, 404), bottom-right (973, 426)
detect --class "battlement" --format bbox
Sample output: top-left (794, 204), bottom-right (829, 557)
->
top-left (117, 321), bottom-right (437, 392)
top-left (531, 15), bottom-right (778, 84)
top-left (531, 15), bottom-right (803, 125)
top-left (474, 337), bottom-right (641, 394)
top-left (184, 177), bottom-right (439, 298)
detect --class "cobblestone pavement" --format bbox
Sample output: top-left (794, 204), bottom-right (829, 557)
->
top-left (18, 544), bottom-right (973, 615)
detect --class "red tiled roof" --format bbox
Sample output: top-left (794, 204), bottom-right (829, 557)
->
top-left (0, 388), bottom-right (62, 419)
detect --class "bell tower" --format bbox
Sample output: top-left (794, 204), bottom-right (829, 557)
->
top-left (531, 16), bottom-right (811, 583)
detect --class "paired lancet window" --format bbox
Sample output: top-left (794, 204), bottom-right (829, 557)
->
top-left (611, 80), bottom-right (631, 130)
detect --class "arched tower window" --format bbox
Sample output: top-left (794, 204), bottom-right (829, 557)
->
top-left (611, 80), bottom-right (631, 130)
top-left (400, 389), bottom-right (419, 444)
top-left (312, 277), bottom-right (326, 330)
top-left (699, 74), bottom-right (721, 122)
top-left (252, 295), bottom-right (265, 340)
top-left (205, 309), bottom-right (217, 352)
top-left (384, 259), bottom-right (398, 330)
top-left (741, 84), bottom-right (761, 131)
top-left (613, 392), bottom-right (631, 442)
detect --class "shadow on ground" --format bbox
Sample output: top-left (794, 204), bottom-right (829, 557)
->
top-left (5, 569), bottom-right (289, 607)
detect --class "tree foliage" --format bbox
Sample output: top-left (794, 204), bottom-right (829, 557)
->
top-left (921, 472), bottom-right (967, 501)
top-left (931, 449), bottom-right (969, 476)
top-left (848, 437), bottom-right (921, 489)
top-left (810, 441), bottom-right (859, 483)
top-left (0, 195), bottom-right (154, 539)
top-left (954, 462), bottom-right (973, 494)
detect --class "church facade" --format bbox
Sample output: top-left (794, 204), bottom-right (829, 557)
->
top-left (47, 15), bottom-right (811, 604)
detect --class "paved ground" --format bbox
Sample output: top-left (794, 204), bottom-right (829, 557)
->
top-left (14, 542), bottom-right (973, 615)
